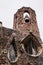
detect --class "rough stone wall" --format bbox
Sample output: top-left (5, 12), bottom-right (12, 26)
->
top-left (13, 7), bottom-right (40, 37)
top-left (0, 26), bottom-right (15, 65)
top-left (0, 7), bottom-right (43, 65)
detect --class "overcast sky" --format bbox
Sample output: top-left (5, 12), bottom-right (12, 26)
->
top-left (0, 0), bottom-right (43, 41)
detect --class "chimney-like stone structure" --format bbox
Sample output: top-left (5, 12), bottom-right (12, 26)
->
top-left (0, 22), bottom-right (3, 38)
top-left (0, 22), bottom-right (2, 27)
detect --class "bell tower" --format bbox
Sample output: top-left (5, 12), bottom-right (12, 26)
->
top-left (13, 7), bottom-right (42, 59)
top-left (13, 7), bottom-right (40, 37)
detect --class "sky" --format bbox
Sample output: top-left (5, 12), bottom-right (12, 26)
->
top-left (0, 0), bottom-right (43, 41)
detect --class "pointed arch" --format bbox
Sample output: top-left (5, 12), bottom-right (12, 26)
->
top-left (21, 33), bottom-right (42, 57)
top-left (7, 33), bottom-right (19, 63)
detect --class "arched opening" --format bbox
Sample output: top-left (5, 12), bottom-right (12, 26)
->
top-left (24, 37), bottom-right (38, 55)
top-left (23, 12), bottom-right (30, 23)
top-left (21, 35), bottom-right (42, 57)
top-left (8, 38), bottom-right (18, 63)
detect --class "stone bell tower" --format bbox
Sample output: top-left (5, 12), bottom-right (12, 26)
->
top-left (12, 7), bottom-right (43, 65)
top-left (13, 7), bottom-right (40, 37)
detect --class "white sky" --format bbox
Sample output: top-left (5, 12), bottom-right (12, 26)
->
top-left (0, 0), bottom-right (43, 41)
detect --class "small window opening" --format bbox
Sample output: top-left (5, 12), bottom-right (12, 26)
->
top-left (23, 12), bottom-right (30, 23)
top-left (25, 18), bottom-right (29, 23)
